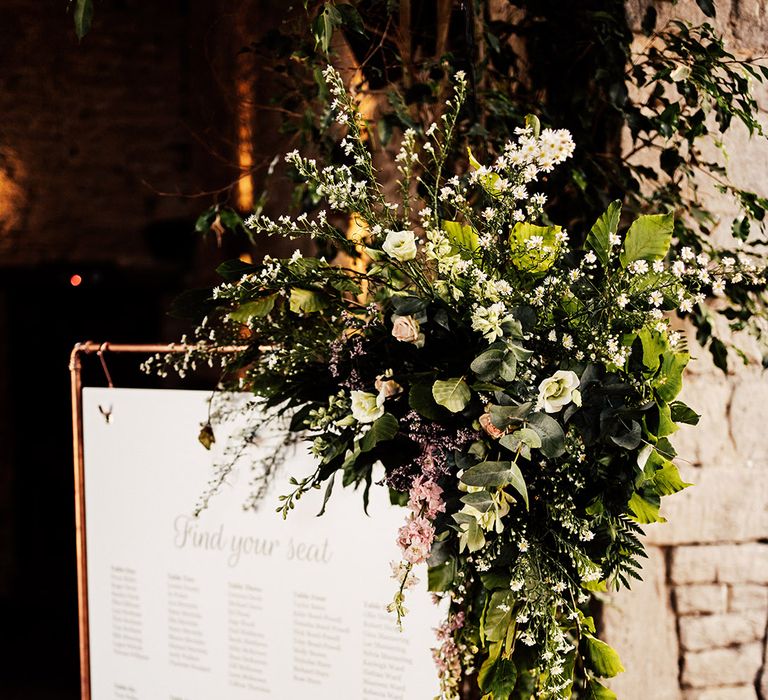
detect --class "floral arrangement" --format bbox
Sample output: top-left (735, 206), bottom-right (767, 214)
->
top-left (149, 67), bottom-right (763, 699)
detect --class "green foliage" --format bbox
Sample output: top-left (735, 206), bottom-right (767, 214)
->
top-left (619, 213), bottom-right (674, 268)
top-left (586, 200), bottom-right (622, 268)
top-left (460, 461), bottom-right (529, 508)
top-left (432, 377), bottom-right (472, 413)
top-left (582, 635), bottom-right (625, 678)
top-left (73, 0), bottom-right (93, 40)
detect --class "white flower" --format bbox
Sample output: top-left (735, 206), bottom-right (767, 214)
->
top-left (712, 278), bottom-right (726, 296)
top-left (382, 229), bottom-right (418, 262)
top-left (616, 293), bottom-right (629, 309)
top-left (536, 370), bottom-right (581, 413)
top-left (649, 290), bottom-right (664, 307)
top-left (391, 314), bottom-right (425, 348)
top-left (471, 303), bottom-right (512, 343)
top-left (350, 391), bottom-right (384, 424)
top-left (584, 251), bottom-right (597, 265)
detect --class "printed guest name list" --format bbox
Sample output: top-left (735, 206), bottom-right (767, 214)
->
top-left (82, 388), bottom-right (442, 699)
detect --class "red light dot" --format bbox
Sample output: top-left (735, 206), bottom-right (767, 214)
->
top-left (70, 274), bottom-right (83, 287)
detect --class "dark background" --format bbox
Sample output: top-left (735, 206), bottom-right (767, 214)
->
top-left (0, 3), bottom-right (288, 696)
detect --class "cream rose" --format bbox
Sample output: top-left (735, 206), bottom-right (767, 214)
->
top-left (536, 370), bottom-right (581, 413)
top-left (350, 390), bottom-right (385, 424)
top-left (375, 372), bottom-right (402, 399)
top-left (382, 230), bottom-right (418, 261)
top-left (391, 314), bottom-right (425, 348)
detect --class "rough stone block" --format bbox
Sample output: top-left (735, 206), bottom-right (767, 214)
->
top-left (682, 643), bottom-right (763, 688)
top-left (683, 687), bottom-right (758, 700)
top-left (603, 547), bottom-right (682, 699)
top-left (678, 611), bottom-right (766, 651)
top-left (670, 544), bottom-right (768, 585)
top-left (645, 463), bottom-right (768, 546)
top-left (729, 584), bottom-right (768, 613)
top-left (675, 584), bottom-right (728, 615)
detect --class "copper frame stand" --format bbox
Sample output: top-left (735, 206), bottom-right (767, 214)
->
top-left (69, 341), bottom-right (243, 700)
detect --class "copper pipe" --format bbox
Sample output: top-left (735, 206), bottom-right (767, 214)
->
top-left (69, 344), bottom-right (90, 700)
top-left (69, 341), bottom-right (246, 698)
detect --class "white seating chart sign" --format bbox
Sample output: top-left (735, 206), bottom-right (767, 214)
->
top-left (82, 388), bottom-right (442, 699)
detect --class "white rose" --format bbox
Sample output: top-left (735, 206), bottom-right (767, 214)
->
top-left (536, 370), bottom-right (581, 413)
top-left (382, 230), bottom-right (418, 261)
top-left (350, 391), bottom-right (385, 424)
top-left (391, 314), bottom-right (425, 348)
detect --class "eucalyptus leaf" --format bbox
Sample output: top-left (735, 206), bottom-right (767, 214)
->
top-left (489, 402), bottom-right (533, 429)
top-left (470, 348), bottom-right (505, 381)
top-left (460, 461), bottom-right (529, 508)
top-left (460, 490), bottom-right (495, 513)
top-left (527, 412), bottom-right (566, 458)
top-left (432, 378), bottom-right (472, 413)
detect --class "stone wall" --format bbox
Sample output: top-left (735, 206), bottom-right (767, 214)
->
top-left (604, 2), bottom-right (768, 698)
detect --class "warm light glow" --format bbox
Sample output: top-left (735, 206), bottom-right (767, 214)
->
top-left (236, 75), bottom-right (255, 212)
top-left (234, 8), bottom-right (256, 213)
top-left (239, 252), bottom-right (253, 264)
top-left (70, 274), bottom-right (83, 287)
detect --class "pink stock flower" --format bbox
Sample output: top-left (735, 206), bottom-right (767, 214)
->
top-left (396, 515), bottom-right (436, 565)
top-left (408, 476), bottom-right (446, 518)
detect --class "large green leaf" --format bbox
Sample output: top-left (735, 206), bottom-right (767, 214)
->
top-left (289, 288), bottom-right (327, 313)
top-left (74, 0), bottom-right (93, 40)
top-left (583, 635), bottom-right (625, 678)
top-left (484, 590), bottom-right (515, 642)
top-left (619, 213), bottom-right (674, 267)
top-left (460, 461), bottom-right (528, 508)
top-left (509, 223), bottom-right (563, 273)
top-left (654, 351), bottom-right (689, 402)
top-left (360, 413), bottom-right (398, 452)
top-left (637, 327), bottom-right (667, 372)
top-left (479, 657), bottom-right (518, 697)
top-left (526, 412), bottom-right (566, 458)
top-left (670, 401), bottom-right (700, 425)
top-left (408, 383), bottom-right (445, 420)
top-left (432, 378), bottom-right (471, 413)
top-left (228, 295), bottom-right (277, 323)
top-left (586, 200), bottom-right (621, 267)
top-left (443, 220), bottom-right (480, 253)
top-left (628, 492), bottom-right (666, 524)
top-left (652, 463), bottom-right (691, 496)
top-left (586, 679), bottom-right (618, 700)
top-left (427, 558), bottom-right (456, 592)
